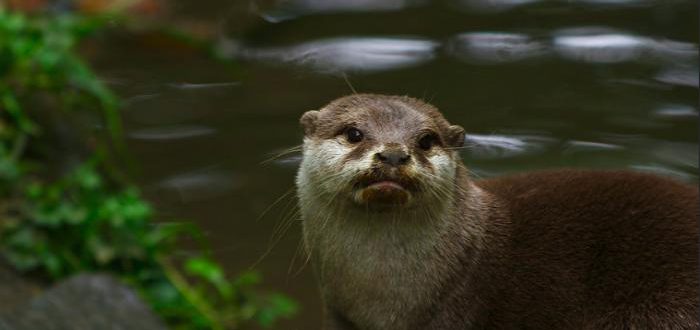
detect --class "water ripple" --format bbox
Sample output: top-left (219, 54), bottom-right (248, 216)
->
top-left (655, 66), bottom-right (699, 88)
top-left (259, 0), bottom-right (423, 22)
top-left (233, 37), bottom-right (438, 74)
top-left (563, 140), bottom-right (624, 154)
top-left (652, 104), bottom-right (698, 118)
top-left (464, 133), bottom-right (555, 159)
top-left (553, 27), bottom-right (698, 64)
top-left (448, 32), bottom-right (548, 63)
top-left (454, 0), bottom-right (542, 12)
top-left (553, 28), bottom-right (648, 63)
top-left (166, 82), bottom-right (241, 90)
top-left (629, 164), bottom-right (697, 182)
top-left (148, 169), bottom-right (241, 203)
top-left (128, 125), bottom-right (217, 141)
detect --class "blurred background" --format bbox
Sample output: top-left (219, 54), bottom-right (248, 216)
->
top-left (2, 0), bottom-right (697, 329)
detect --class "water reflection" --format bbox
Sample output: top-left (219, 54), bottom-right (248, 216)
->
top-left (166, 82), bottom-right (241, 90)
top-left (553, 27), bottom-right (699, 64)
top-left (563, 140), bottom-right (624, 154)
top-left (124, 93), bottom-right (160, 106)
top-left (648, 40), bottom-right (698, 62)
top-left (448, 32), bottom-right (547, 63)
top-left (257, 0), bottom-right (686, 16)
top-left (226, 27), bottom-right (698, 77)
top-left (553, 28), bottom-right (648, 63)
top-left (571, 0), bottom-right (649, 4)
top-left (454, 0), bottom-right (542, 12)
top-left (653, 105), bottom-right (698, 118)
top-left (453, 0), bottom-right (668, 12)
top-left (232, 37), bottom-right (438, 73)
top-left (464, 133), bottom-right (555, 159)
top-left (630, 164), bottom-right (697, 182)
top-left (655, 66), bottom-right (699, 88)
top-left (259, 0), bottom-right (424, 22)
top-left (128, 125), bottom-right (217, 141)
top-left (121, 85), bottom-right (231, 125)
top-left (598, 134), bottom-right (699, 177)
top-left (647, 141), bottom-right (699, 169)
top-left (148, 168), bottom-right (241, 204)
top-left (606, 115), bottom-right (673, 130)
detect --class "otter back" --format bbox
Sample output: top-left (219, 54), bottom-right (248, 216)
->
top-left (424, 169), bottom-right (699, 330)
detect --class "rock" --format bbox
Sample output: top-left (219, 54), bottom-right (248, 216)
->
top-left (0, 261), bottom-right (40, 316)
top-left (0, 274), bottom-right (167, 330)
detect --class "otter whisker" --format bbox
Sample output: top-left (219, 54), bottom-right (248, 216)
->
top-left (287, 233), bottom-right (310, 278)
top-left (249, 189), bottom-right (301, 270)
top-left (268, 190), bottom-right (301, 242)
top-left (260, 144), bottom-right (303, 165)
top-left (342, 72), bottom-right (358, 94)
top-left (256, 187), bottom-right (296, 222)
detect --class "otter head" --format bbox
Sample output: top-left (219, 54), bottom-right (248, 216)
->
top-left (296, 94), bottom-right (465, 214)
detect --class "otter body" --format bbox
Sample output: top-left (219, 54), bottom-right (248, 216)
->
top-left (296, 94), bottom-right (699, 330)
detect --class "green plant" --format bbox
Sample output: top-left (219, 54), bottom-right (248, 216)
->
top-left (0, 7), bottom-right (296, 329)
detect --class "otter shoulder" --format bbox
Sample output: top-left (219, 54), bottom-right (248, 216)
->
top-left (476, 169), bottom-right (697, 205)
top-left (473, 168), bottom-right (698, 242)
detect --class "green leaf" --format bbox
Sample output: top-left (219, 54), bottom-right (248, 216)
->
top-left (234, 271), bottom-right (261, 287)
top-left (6, 227), bottom-right (40, 248)
top-left (74, 166), bottom-right (102, 190)
top-left (4, 12), bottom-right (27, 32)
top-left (185, 257), bottom-right (222, 280)
top-left (88, 237), bottom-right (115, 265)
top-left (185, 256), bottom-right (234, 298)
top-left (3, 249), bottom-right (40, 271)
top-left (42, 252), bottom-right (64, 278)
top-left (1, 90), bottom-right (37, 134)
top-left (256, 294), bottom-right (299, 327)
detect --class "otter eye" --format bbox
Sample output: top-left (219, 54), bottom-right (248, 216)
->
top-left (345, 127), bottom-right (363, 143)
top-left (418, 133), bottom-right (438, 151)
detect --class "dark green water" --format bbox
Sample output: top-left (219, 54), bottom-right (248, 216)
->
top-left (93, 1), bottom-right (697, 328)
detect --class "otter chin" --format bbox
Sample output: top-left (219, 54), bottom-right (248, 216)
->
top-left (295, 94), bottom-right (699, 330)
top-left (355, 179), bottom-right (411, 207)
top-left (353, 170), bottom-right (420, 208)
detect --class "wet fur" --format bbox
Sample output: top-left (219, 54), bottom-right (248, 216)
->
top-left (296, 94), bottom-right (699, 330)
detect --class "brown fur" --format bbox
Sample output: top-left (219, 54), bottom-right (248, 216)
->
top-left (424, 168), bottom-right (699, 329)
top-left (298, 94), bottom-right (700, 330)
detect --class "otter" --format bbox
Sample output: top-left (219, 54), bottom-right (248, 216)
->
top-left (296, 94), bottom-right (699, 330)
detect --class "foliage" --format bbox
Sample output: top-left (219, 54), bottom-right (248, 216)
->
top-left (0, 6), bottom-right (119, 135)
top-left (0, 7), bottom-right (296, 329)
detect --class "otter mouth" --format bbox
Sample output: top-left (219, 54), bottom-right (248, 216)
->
top-left (352, 171), bottom-right (419, 208)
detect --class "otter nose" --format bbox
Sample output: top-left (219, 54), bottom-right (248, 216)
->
top-left (375, 149), bottom-right (410, 166)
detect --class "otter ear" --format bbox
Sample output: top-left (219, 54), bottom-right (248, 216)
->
top-left (446, 125), bottom-right (465, 148)
top-left (300, 110), bottom-right (320, 136)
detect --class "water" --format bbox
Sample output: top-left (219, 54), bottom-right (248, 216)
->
top-left (89, 1), bottom-right (697, 328)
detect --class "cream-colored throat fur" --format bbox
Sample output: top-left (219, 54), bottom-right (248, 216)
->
top-left (301, 202), bottom-right (455, 330)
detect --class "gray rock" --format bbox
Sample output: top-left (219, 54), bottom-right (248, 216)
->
top-left (0, 261), bottom-right (39, 316)
top-left (0, 274), bottom-right (167, 330)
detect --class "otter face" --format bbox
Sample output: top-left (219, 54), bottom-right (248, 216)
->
top-left (297, 94), bottom-right (465, 212)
